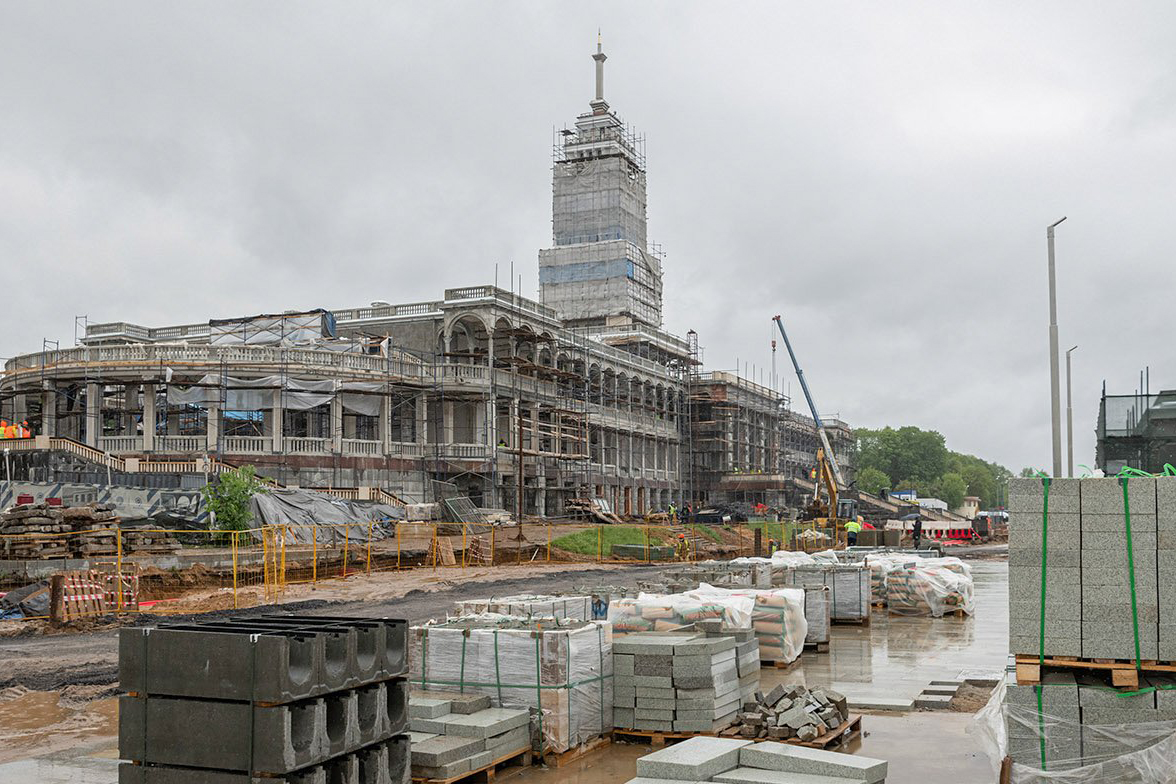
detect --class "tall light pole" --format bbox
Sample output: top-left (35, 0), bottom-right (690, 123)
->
top-left (1047, 216), bottom-right (1067, 477)
top-left (1066, 345), bottom-right (1078, 477)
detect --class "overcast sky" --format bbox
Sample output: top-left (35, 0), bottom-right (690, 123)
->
top-left (2, 2), bottom-right (1173, 474)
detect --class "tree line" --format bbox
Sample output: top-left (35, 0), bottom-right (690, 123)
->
top-left (851, 426), bottom-right (1012, 510)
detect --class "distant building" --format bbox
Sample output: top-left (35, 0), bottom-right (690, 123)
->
top-left (916, 497), bottom-right (948, 512)
top-left (956, 496), bottom-right (981, 520)
top-left (1097, 387), bottom-right (1176, 474)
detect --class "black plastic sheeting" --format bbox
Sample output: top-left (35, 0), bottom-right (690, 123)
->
top-left (249, 488), bottom-right (404, 544)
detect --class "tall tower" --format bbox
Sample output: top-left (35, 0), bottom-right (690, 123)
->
top-left (539, 39), bottom-right (664, 328)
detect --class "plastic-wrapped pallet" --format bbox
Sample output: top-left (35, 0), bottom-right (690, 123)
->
top-left (686, 585), bottom-right (808, 664)
top-left (886, 563), bottom-right (974, 617)
top-left (784, 564), bottom-right (870, 622)
top-left (453, 594), bottom-right (591, 621)
top-left (409, 615), bottom-right (611, 754)
top-left (606, 592), bottom-right (755, 633)
top-left (800, 586), bottom-right (830, 645)
top-left (766, 550), bottom-right (818, 586)
top-left (863, 553), bottom-right (921, 604)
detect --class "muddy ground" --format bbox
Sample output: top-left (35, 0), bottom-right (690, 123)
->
top-left (0, 562), bottom-right (669, 693)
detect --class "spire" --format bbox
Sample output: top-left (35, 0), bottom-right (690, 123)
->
top-left (590, 31), bottom-right (609, 114)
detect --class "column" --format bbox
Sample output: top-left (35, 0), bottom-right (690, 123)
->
top-left (484, 397), bottom-right (496, 450)
top-left (442, 400), bottom-right (455, 445)
top-left (272, 388), bottom-right (284, 453)
top-left (330, 393), bottom-right (342, 453)
top-left (41, 384), bottom-right (56, 437)
top-left (85, 382), bottom-right (100, 447)
top-left (415, 394), bottom-right (428, 445)
top-left (206, 400), bottom-right (220, 453)
top-left (13, 393), bottom-right (26, 428)
top-left (124, 384), bottom-right (139, 435)
top-left (142, 383), bottom-right (156, 451)
top-left (380, 394), bottom-right (392, 454)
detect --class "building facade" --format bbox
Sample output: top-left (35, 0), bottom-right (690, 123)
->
top-left (0, 44), bottom-right (849, 516)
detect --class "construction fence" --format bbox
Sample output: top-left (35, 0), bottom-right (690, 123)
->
top-left (0, 519), bottom-right (844, 622)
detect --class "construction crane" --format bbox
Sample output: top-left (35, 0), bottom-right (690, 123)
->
top-left (771, 314), bottom-right (854, 523)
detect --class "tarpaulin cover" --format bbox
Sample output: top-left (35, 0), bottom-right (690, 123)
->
top-left (606, 591), bottom-right (755, 633)
top-left (885, 563), bottom-right (975, 617)
top-left (410, 615), bottom-right (612, 753)
top-left (972, 679), bottom-right (1176, 783)
top-left (686, 584), bottom-right (808, 663)
top-left (250, 488), bottom-right (403, 544)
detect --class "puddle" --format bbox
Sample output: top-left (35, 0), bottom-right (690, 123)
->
top-left (0, 690), bottom-right (117, 764)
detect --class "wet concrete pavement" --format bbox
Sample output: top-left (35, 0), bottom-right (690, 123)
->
top-left (0, 558), bottom-right (1009, 783)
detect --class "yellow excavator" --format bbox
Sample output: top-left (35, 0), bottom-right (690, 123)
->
top-left (772, 315), bottom-right (858, 538)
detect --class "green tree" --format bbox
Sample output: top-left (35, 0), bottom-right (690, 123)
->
top-left (201, 465), bottom-right (269, 532)
top-left (856, 467), bottom-right (891, 496)
top-left (932, 472), bottom-right (968, 509)
top-left (1019, 467), bottom-right (1039, 478)
top-left (855, 426), bottom-right (948, 485)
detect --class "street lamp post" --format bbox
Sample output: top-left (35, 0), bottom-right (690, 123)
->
top-left (1047, 217), bottom-right (1067, 477)
top-left (1066, 345), bottom-right (1078, 477)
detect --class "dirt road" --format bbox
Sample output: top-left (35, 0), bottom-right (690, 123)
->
top-left (0, 562), bottom-right (667, 693)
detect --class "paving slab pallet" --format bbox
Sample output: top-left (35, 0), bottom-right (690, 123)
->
top-left (412, 747), bottom-right (531, 784)
top-left (612, 727), bottom-right (720, 748)
top-left (540, 734), bottom-right (612, 767)
top-left (1014, 654), bottom-right (1176, 690)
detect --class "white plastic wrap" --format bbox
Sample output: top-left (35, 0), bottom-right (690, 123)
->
top-left (453, 594), bottom-right (592, 621)
top-left (810, 549), bottom-right (842, 564)
top-left (409, 616), bottom-right (612, 753)
top-left (786, 564), bottom-right (871, 622)
top-left (801, 586), bottom-right (830, 645)
top-left (606, 591), bottom-right (755, 633)
top-left (687, 584), bottom-right (808, 664)
top-left (862, 553), bottom-right (920, 603)
top-left (885, 563), bottom-right (975, 616)
top-left (973, 679), bottom-right (1176, 782)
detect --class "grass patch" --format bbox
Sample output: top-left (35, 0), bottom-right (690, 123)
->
top-left (551, 525), bottom-right (669, 556)
top-left (688, 524), bottom-right (722, 543)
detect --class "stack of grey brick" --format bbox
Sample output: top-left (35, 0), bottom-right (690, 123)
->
top-left (407, 692), bottom-right (531, 781)
top-left (613, 629), bottom-right (760, 734)
top-left (629, 736), bottom-right (887, 783)
top-left (118, 614), bottom-right (409, 784)
top-left (784, 564), bottom-right (871, 623)
top-left (1008, 477), bottom-right (1171, 659)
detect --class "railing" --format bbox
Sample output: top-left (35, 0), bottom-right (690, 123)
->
top-left (99, 436), bottom-right (143, 453)
top-left (342, 439), bottom-right (381, 456)
top-left (388, 442), bottom-right (424, 458)
top-left (445, 285), bottom-right (560, 322)
top-left (443, 444), bottom-right (488, 459)
top-left (285, 437), bottom-right (330, 454)
top-left (222, 436), bottom-right (269, 454)
top-left (156, 435), bottom-right (205, 453)
top-left (439, 364), bottom-right (490, 384)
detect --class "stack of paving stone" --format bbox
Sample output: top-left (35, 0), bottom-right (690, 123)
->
top-left (1008, 477), bottom-right (1170, 659)
top-left (408, 691), bottom-right (532, 781)
top-left (453, 593), bottom-right (592, 620)
top-left (118, 613), bottom-right (409, 783)
top-left (613, 627), bottom-right (760, 734)
top-left (721, 684), bottom-right (848, 742)
top-left (410, 616), bottom-right (611, 753)
top-left (1002, 670), bottom-right (1176, 772)
top-left (800, 587), bottom-right (830, 647)
top-left (0, 502), bottom-right (122, 558)
top-left (783, 564), bottom-right (871, 622)
top-left (628, 736), bottom-right (887, 784)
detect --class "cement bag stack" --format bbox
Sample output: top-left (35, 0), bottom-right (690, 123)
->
top-left (784, 564), bottom-right (871, 622)
top-left (409, 615), bottom-right (611, 754)
top-left (119, 615), bottom-right (410, 783)
top-left (453, 594), bottom-right (592, 621)
top-left (885, 563), bottom-right (975, 617)
top-left (685, 585), bottom-right (808, 664)
top-left (767, 550), bottom-right (818, 586)
top-left (606, 592), bottom-right (754, 634)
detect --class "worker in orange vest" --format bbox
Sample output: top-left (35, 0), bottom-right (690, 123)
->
top-left (19, 421), bottom-right (30, 438)
top-left (0, 420), bottom-right (9, 439)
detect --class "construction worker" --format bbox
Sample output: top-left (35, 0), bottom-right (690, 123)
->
top-left (0, 421), bottom-right (10, 439)
top-left (20, 421), bottom-right (29, 438)
top-left (668, 502), bottom-right (677, 524)
top-left (845, 518), bottom-right (861, 547)
top-left (676, 532), bottom-right (689, 561)
top-left (912, 517), bottom-right (923, 550)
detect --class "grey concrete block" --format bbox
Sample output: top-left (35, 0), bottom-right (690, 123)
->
top-left (672, 637), bottom-right (737, 655)
top-left (673, 717), bottom-right (737, 733)
top-left (636, 697), bottom-right (678, 710)
top-left (613, 707), bottom-right (635, 728)
top-left (1009, 601), bottom-right (1081, 622)
top-left (438, 707), bottom-right (529, 739)
top-left (634, 675), bottom-right (674, 688)
top-left (614, 654), bottom-right (634, 676)
top-left (1010, 549), bottom-right (1080, 567)
top-left (409, 734), bottom-right (485, 767)
top-left (634, 655), bottom-right (673, 675)
top-left (117, 763), bottom-right (329, 784)
top-left (634, 708), bottom-right (675, 720)
top-left (623, 779), bottom-right (707, 784)
top-left (1081, 478), bottom-right (1156, 515)
top-left (635, 737), bottom-right (751, 780)
top-left (1009, 635), bottom-right (1082, 657)
top-left (1080, 513), bottom-right (1157, 532)
top-left (1008, 478), bottom-right (1080, 514)
top-left (635, 686), bottom-right (677, 699)
top-left (738, 741), bottom-right (887, 783)
top-left (712, 768), bottom-right (868, 784)
top-left (409, 697), bottom-right (452, 719)
top-left (613, 634), bottom-right (699, 655)
top-left (914, 693), bottom-right (954, 709)
top-left (633, 718), bottom-right (675, 731)
top-left (484, 725), bottom-right (530, 756)
top-left (845, 696), bottom-right (914, 711)
top-left (614, 692), bottom-right (635, 708)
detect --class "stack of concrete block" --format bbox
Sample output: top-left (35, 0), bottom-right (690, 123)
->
top-left (801, 587), bottom-right (830, 646)
top-left (1003, 670), bottom-right (1176, 771)
top-left (723, 683), bottom-right (848, 742)
top-left (118, 613), bottom-right (409, 783)
top-left (407, 691), bottom-right (532, 781)
top-left (409, 617), bottom-right (611, 753)
top-left (453, 593), bottom-right (592, 620)
top-left (613, 628), bottom-right (760, 734)
top-left (784, 564), bottom-right (871, 622)
top-left (629, 736), bottom-right (887, 783)
top-left (1008, 477), bottom-right (1170, 660)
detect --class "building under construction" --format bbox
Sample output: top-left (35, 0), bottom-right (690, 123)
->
top-left (0, 43), bottom-right (851, 517)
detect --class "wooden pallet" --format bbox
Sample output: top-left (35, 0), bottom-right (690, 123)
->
top-left (803, 642), bottom-right (830, 654)
top-left (413, 747), bottom-right (531, 784)
top-left (1014, 654), bottom-right (1176, 690)
top-left (541, 734), bottom-right (612, 767)
top-left (790, 714), bottom-right (862, 750)
top-left (612, 728), bottom-right (719, 748)
top-left (888, 607), bottom-right (969, 619)
top-left (614, 716), bottom-right (862, 751)
top-left (761, 658), bottom-right (799, 670)
top-left (832, 615), bottom-right (871, 627)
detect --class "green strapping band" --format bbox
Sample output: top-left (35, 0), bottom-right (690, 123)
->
top-left (1120, 478), bottom-right (1143, 670)
top-left (596, 625), bottom-right (605, 732)
top-left (493, 630), bottom-right (504, 705)
top-left (419, 629), bottom-right (428, 688)
top-left (533, 634), bottom-right (545, 747)
top-left (1036, 684), bottom-right (1047, 770)
top-left (459, 633), bottom-right (468, 694)
top-left (1037, 475), bottom-right (1050, 770)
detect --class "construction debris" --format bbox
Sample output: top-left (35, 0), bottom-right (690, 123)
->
top-left (722, 683), bottom-right (849, 742)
